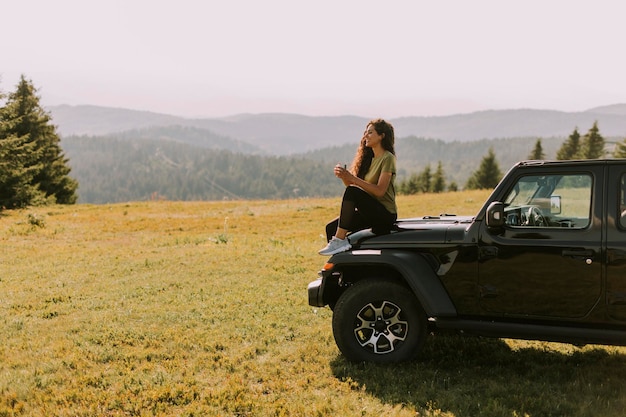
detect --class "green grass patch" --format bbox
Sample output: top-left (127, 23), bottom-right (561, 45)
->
top-left (1, 191), bottom-right (625, 416)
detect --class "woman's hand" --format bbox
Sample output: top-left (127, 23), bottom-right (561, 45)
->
top-left (334, 164), bottom-right (354, 185)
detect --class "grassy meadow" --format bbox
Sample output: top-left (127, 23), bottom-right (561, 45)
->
top-left (2, 190), bottom-right (626, 417)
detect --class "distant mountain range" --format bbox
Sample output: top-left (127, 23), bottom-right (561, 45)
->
top-left (47, 103), bottom-right (626, 203)
top-left (48, 104), bottom-right (626, 155)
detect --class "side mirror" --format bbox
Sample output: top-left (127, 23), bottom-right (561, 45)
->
top-left (486, 201), bottom-right (505, 228)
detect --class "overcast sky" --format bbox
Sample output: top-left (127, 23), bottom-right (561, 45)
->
top-left (2, 0), bottom-right (625, 118)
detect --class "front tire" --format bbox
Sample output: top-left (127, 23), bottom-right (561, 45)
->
top-left (332, 278), bottom-right (428, 363)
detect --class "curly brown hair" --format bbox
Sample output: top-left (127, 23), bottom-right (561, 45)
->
top-left (350, 118), bottom-right (395, 179)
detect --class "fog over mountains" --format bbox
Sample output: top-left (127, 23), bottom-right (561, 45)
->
top-left (48, 104), bottom-right (626, 155)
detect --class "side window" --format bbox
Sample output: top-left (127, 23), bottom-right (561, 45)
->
top-left (503, 174), bottom-right (592, 228)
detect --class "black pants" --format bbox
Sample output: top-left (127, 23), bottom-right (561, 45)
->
top-left (325, 186), bottom-right (397, 241)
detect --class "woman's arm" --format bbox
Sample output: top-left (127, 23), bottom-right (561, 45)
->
top-left (335, 165), bottom-right (392, 198)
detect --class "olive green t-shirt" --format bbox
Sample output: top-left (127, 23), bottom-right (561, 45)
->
top-left (363, 151), bottom-right (397, 214)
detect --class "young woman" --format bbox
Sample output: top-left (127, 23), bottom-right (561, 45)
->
top-left (319, 118), bottom-right (397, 255)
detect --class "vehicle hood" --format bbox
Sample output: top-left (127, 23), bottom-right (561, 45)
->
top-left (350, 215), bottom-right (475, 247)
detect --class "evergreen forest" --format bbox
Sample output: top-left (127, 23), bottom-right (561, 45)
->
top-left (61, 136), bottom-right (342, 203)
top-left (60, 126), bottom-right (620, 203)
top-left (59, 133), bottom-right (553, 203)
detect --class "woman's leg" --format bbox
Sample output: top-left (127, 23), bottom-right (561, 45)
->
top-left (335, 187), bottom-right (370, 239)
top-left (325, 217), bottom-right (339, 241)
top-left (339, 186), bottom-right (396, 235)
top-left (320, 186), bottom-right (394, 255)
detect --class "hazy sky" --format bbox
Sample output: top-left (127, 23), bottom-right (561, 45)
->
top-left (2, 0), bottom-right (625, 118)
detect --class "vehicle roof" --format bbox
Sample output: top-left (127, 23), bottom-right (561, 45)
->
top-left (516, 159), bottom-right (626, 168)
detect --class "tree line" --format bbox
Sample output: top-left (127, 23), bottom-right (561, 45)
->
top-left (398, 120), bottom-right (623, 193)
top-left (60, 136), bottom-right (344, 203)
top-left (59, 121), bottom-right (626, 203)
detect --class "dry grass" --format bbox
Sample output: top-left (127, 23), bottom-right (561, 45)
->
top-left (1, 190), bottom-right (625, 417)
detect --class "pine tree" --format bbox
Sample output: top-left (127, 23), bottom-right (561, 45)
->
top-left (465, 147), bottom-right (502, 190)
top-left (399, 172), bottom-right (420, 195)
top-left (399, 164), bottom-right (442, 195)
top-left (580, 121), bottom-right (605, 159)
top-left (430, 161), bottom-right (446, 193)
top-left (556, 128), bottom-right (581, 160)
top-left (418, 165), bottom-right (431, 193)
top-left (0, 75), bottom-right (77, 207)
top-left (614, 138), bottom-right (626, 158)
top-left (0, 130), bottom-right (45, 208)
top-left (528, 139), bottom-right (545, 160)
top-left (0, 85), bottom-right (45, 208)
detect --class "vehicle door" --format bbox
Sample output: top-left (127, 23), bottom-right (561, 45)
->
top-left (478, 166), bottom-right (603, 319)
top-left (606, 164), bottom-right (626, 322)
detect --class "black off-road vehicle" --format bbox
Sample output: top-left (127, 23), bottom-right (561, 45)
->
top-left (308, 160), bottom-right (626, 362)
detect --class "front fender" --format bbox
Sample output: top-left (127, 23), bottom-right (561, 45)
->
top-left (328, 249), bottom-right (457, 317)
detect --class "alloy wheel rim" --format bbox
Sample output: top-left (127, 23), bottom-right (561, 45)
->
top-left (353, 300), bottom-right (408, 354)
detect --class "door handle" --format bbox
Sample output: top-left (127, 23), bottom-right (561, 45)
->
top-left (562, 249), bottom-right (593, 257)
top-left (562, 249), bottom-right (594, 263)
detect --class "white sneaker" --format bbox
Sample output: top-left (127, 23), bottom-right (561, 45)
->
top-left (318, 237), bottom-right (351, 255)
